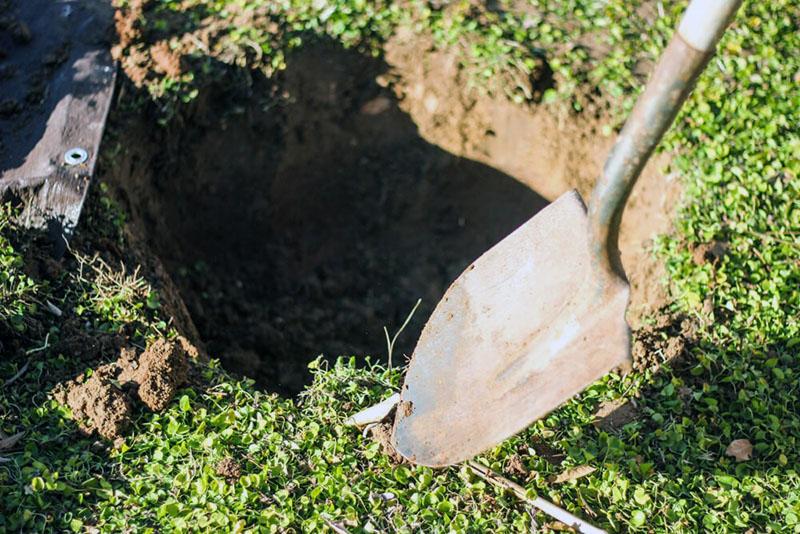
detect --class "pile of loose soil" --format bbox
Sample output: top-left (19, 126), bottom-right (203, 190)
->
top-left (104, 31), bottom-right (680, 395)
top-left (631, 311), bottom-right (699, 372)
top-left (54, 338), bottom-right (193, 440)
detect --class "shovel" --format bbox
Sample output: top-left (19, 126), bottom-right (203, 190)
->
top-left (391, 0), bottom-right (743, 467)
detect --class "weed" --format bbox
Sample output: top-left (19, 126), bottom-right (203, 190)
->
top-left (0, 206), bottom-right (38, 334)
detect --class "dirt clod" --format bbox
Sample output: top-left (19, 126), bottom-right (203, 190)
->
top-left (176, 334), bottom-right (203, 360)
top-left (663, 336), bottom-right (687, 361)
top-left (632, 311), bottom-right (697, 372)
top-left (55, 338), bottom-right (194, 439)
top-left (118, 338), bottom-right (190, 411)
top-left (504, 454), bottom-right (529, 478)
top-left (53, 363), bottom-right (132, 441)
top-left (216, 457), bottom-right (242, 482)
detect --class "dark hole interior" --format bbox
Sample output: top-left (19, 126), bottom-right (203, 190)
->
top-left (111, 41), bottom-right (548, 395)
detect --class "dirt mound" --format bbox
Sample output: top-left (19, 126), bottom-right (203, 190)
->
top-left (118, 339), bottom-right (189, 411)
top-left (53, 363), bottom-right (133, 441)
top-left (54, 338), bottom-right (192, 440)
top-left (216, 457), bottom-right (242, 482)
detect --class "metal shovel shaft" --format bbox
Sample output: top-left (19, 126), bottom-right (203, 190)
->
top-left (588, 0), bottom-right (743, 285)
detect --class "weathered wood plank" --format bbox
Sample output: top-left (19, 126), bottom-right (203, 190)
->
top-left (0, 0), bottom-right (116, 246)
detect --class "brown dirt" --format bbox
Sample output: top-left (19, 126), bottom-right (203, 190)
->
top-left (54, 337), bottom-right (193, 440)
top-left (370, 423), bottom-right (406, 465)
top-left (53, 363), bottom-right (133, 441)
top-left (216, 457), bottom-right (242, 482)
top-left (631, 311), bottom-right (699, 372)
top-left (104, 27), bottom-right (681, 395)
top-left (690, 239), bottom-right (728, 266)
top-left (503, 454), bottom-right (530, 478)
top-left (592, 398), bottom-right (639, 432)
top-left (118, 338), bottom-right (190, 411)
top-left (112, 0), bottom-right (145, 51)
top-left (52, 321), bottom-right (126, 367)
top-left (149, 40), bottom-right (182, 78)
top-left (110, 0), bottom-right (149, 86)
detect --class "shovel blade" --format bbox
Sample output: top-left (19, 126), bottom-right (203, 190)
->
top-left (391, 190), bottom-right (631, 467)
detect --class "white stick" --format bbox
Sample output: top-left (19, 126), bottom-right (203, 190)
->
top-left (467, 460), bottom-right (606, 534)
top-left (344, 393), bottom-right (400, 427)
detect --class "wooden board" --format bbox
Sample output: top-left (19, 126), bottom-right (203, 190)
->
top-left (0, 0), bottom-right (116, 248)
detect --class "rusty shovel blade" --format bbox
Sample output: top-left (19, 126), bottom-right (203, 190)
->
top-left (391, 191), bottom-right (631, 467)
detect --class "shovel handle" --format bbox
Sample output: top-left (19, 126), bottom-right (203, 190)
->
top-left (587, 0), bottom-right (742, 281)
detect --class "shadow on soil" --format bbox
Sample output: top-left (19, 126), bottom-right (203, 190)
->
top-left (106, 37), bottom-right (549, 395)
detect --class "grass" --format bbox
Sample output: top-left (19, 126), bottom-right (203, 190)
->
top-left (2, 0), bottom-right (800, 531)
top-left (0, 206), bottom-right (38, 334)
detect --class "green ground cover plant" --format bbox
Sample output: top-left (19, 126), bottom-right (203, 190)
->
top-left (2, 0), bottom-right (799, 531)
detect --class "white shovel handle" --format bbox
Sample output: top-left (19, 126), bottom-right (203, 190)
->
top-left (678, 0), bottom-right (741, 52)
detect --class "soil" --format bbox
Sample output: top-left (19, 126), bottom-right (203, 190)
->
top-left (216, 457), bottom-right (242, 482)
top-left (631, 311), bottom-right (699, 372)
top-left (690, 239), bottom-right (728, 266)
top-left (370, 423), bottom-right (406, 465)
top-left (54, 337), bottom-right (192, 440)
top-left (53, 362), bottom-right (133, 441)
top-left (51, 323), bottom-right (126, 370)
top-left (118, 339), bottom-right (190, 411)
top-left (504, 454), bottom-right (530, 478)
top-left (149, 40), bottom-right (182, 78)
top-left (592, 398), bottom-right (639, 432)
top-left (104, 27), bottom-right (681, 395)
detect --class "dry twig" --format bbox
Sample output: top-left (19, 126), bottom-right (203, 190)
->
top-left (467, 460), bottom-right (606, 534)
